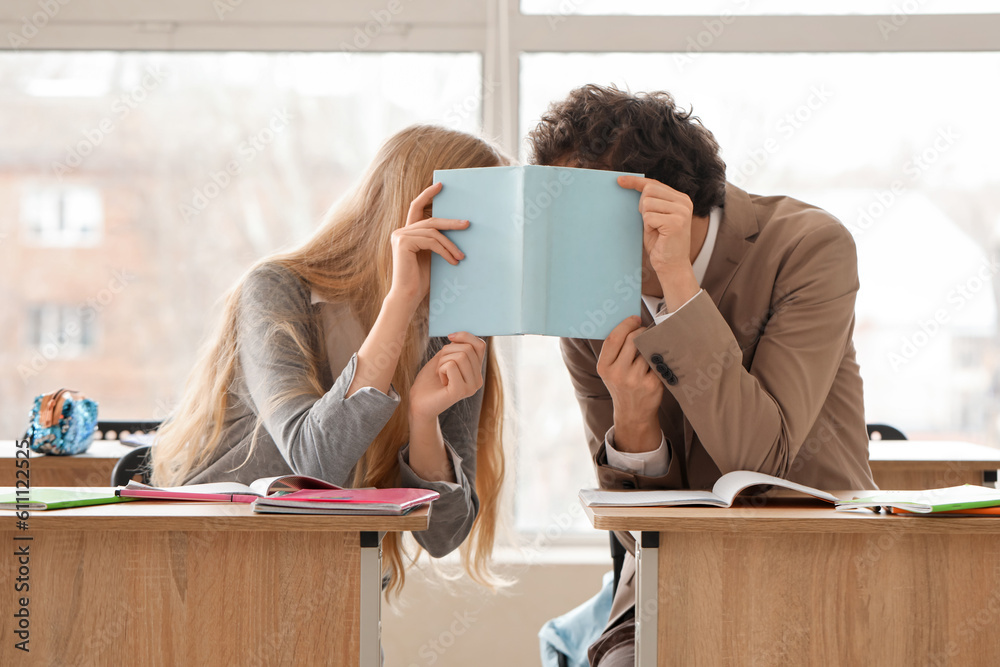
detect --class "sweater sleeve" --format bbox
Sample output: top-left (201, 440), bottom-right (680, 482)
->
top-left (236, 264), bottom-right (400, 486)
top-left (396, 336), bottom-right (484, 558)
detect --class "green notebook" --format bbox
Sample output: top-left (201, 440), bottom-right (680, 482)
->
top-left (0, 488), bottom-right (137, 511)
top-left (835, 484), bottom-right (1000, 514)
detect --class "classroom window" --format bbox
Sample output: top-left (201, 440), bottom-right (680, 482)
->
top-left (513, 51), bottom-right (1000, 533)
top-left (521, 0), bottom-right (1000, 15)
top-left (25, 304), bottom-right (96, 359)
top-left (0, 50), bottom-right (482, 425)
top-left (21, 185), bottom-right (103, 247)
top-left (5, 7), bottom-right (998, 542)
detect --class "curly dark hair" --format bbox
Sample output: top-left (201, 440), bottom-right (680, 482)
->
top-left (527, 84), bottom-right (727, 218)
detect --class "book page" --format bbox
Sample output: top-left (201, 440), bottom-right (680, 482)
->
top-left (249, 474), bottom-right (342, 496)
top-left (838, 485), bottom-right (1000, 513)
top-left (428, 166), bottom-right (524, 336)
top-left (540, 166), bottom-right (643, 338)
top-left (124, 480), bottom-right (254, 494)
top-left (520, 166), bottom-right (551, 333)
top-left (710, 471), bottom-right (841, 506)
top-left (580, 488), bottom-right (728, 507)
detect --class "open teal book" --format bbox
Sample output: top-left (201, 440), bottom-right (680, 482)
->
top-left (0, 488), bottom-right (136, 511)
top-left (430, 165), bottom-right (643, 338)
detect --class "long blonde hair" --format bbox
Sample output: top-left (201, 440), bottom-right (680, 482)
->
top-left (152, 124), bottom-right (510, 595)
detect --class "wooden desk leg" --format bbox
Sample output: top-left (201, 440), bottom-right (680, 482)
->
top-left (360, 531), bottom-right (385, 667)
top-left (635, 531), bottom-right (659, 667)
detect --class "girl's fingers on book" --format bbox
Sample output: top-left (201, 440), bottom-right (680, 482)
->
top-left (446, 332), bottom-right (486, 360)
top-left (406, 182), bottom-right (444, 225)
top-left (415, 217), bottom-right (470, 231)
top-left (397, 229), bottom-right (463, 264)
top-left (437, 346), bottom-right (481, 387)
top-left (439, 358), bottom-right (465, 389)
top-left (401, 223), bottom-right (467, 259)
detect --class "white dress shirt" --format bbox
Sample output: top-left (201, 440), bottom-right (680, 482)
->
top-left (605, 206), bottom-right (721, 477)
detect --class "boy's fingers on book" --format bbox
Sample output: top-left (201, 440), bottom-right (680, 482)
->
top-left (602, 316), bottom-right (643, 361)
top-left (617, 174), bottom-right (650, 192)
top-left (623, 328), bottom-right (646, 367)
top-left (639, 194), bottom-right (690, 215)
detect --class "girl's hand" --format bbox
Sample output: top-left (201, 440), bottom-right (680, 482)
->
top-left (409, 332), bottom-right (487, 420)
top-left (388, 182), bottom-right (469, 311)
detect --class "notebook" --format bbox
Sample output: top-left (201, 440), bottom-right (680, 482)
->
top-left (429, 165), bottom-right (643, 338)
top-left (835, 485), bottom-right (1000, 514)
top-left (252, 488), bottom-right (440, 515)
top-left (117, 474), bottom-right (342, 503)
top-left (0, 488), bottom-right (137, 511)
top-left (580, 470), bottom-right (841, 508)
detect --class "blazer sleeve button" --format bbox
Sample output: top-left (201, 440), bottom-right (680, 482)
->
top-left (665, 370), bottom-right (679, 386)
top-left (656, 363), bottom-right (669, 375)
top-left (650, 354), bottom-right (664, 365)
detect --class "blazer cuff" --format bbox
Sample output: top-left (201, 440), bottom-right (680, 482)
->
top-left (634, 290), bottom-right (742, 396)
top-left (651, 288), bottom-right (703, 325)
top-left (594, 441), bottom-right (677, 490)
top-left (604, 425), bottom-right (670, 477)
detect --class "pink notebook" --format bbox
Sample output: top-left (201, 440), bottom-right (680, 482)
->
top-left (252, 488), bottom-right (440, 515)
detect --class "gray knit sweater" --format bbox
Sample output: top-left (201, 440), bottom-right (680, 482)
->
top-left (186, 263), bottom-right (482, 557)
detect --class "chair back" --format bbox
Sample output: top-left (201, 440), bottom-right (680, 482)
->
top-left (95, 420), bottom-right (161, 441)
top-left (110, 445), bottom-right (153, 486)
top-left (866, 423), bottom-right (907, 441)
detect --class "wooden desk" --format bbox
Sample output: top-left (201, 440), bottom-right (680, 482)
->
top-left (584, 500), bottom-right (1000, 667)
top-left (0, 440), bottom-right (133, 487)
top-left (0, 495), bottom-right (428, 665)
top-left (868, 440), bottom-right (1000, 490)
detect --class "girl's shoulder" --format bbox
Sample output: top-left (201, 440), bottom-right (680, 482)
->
top-left (240, 262), bottom-right (311, 311)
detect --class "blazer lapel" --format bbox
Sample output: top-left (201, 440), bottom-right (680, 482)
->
top-left (640, 297), bottom-right (655, 327)
top-left (674, 183), bottom-right (758, 470)
top-left (701, 182), bottom-right (760, 308)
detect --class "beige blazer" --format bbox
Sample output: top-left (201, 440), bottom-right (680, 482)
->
top-left (561, 183), bottom-right (877, 626)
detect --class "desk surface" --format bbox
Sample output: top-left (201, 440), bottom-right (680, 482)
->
top-left (0, 490), bottom-right (396, 665)
top-left (583, 499), bottom-right (1000, 534)
top-left (0, 487), bottom-right (430, 532)
top-left (868, 439), bottom-right (1000, 465)
top-left (0, 439), bottom-right (133, 459)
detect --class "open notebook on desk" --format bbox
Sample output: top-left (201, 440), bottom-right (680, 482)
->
top-left (580, 471), bottom-right (841, 508)
top-left (117, 473), bottom-right (342, 503)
